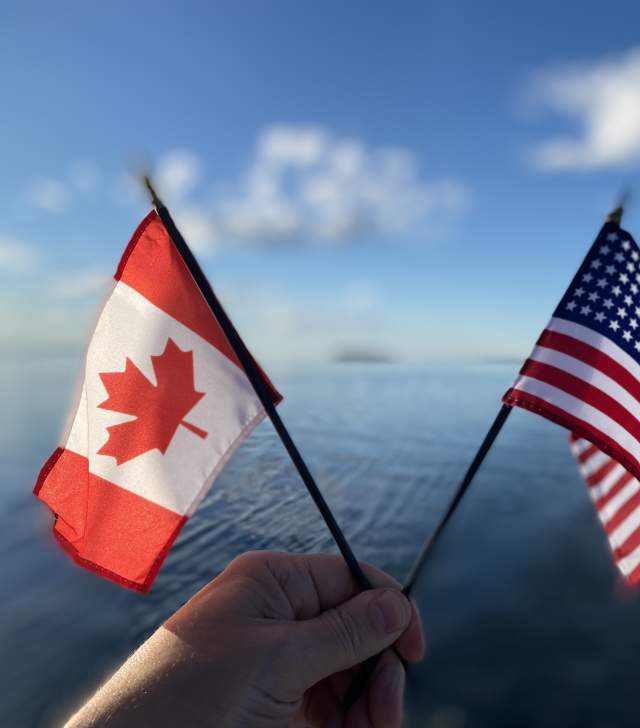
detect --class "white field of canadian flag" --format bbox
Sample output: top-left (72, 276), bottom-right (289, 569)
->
top-left (35, 211), bottom-right (281, 592)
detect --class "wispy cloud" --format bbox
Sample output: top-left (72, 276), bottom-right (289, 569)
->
top-left (526, 48), bottom-right (640, 171)
top-left (215, 278), bottom-right (390, 363)
top-left (155, 150), bottom-right (202, 202)
top-left (48, 269), bottom-right (110, 299)
top-left (69, 161), bottom-right (100, 193)
top-left (26, 178), bottom-right (70, 213)
top-left (156, 125), bottom-right (469, 250)
top-left (26, 160), bottom-right (101, 214)
top-left (0, 238), bottom-right (38, 273)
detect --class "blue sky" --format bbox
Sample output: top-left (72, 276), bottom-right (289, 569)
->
top-left (3, 0), bottom-right (640, 365)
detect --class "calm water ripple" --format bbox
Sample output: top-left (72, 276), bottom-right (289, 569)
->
top-left (2, 359), bottom-right (640, 727)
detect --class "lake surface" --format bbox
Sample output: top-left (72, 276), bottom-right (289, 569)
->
top-left (2, 359), bottom-right (639, 727)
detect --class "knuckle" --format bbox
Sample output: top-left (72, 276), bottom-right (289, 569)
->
top-left (229, 550), bottom-right (264, 574)
top-left (322, 606), bottom-right (363, 662)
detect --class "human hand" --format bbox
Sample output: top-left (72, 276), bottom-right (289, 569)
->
top-left (66, 551), bottom-right (425, 728)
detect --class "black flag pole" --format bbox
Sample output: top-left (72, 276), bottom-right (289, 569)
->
top-left (142, 176), bottom-right (373, 593)
top-left (344, 197), bottom-right (630, 710)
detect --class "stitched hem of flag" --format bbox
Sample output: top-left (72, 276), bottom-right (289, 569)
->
top-left (114, 210), bottom-right (158, 281)
top-left (33, 447), bottom-right (188, 594)
top-left (503, 388), bottom-right (640, 483)
top-left (52, 513), bottom-right (187, 594)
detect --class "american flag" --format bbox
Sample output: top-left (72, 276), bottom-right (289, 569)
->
top-left (504, 221), bottom-right (640, 583)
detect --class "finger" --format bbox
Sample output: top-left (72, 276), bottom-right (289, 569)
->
top-left (394, 599), bottom-right (425, 663)
top-left (303, 681), bottom-right (343, 728)
top-left (366, 650), bottom-right (405, 728)
top-left (290, 587), bottom-right (412, 688)
top-left (256, 551), bottom-right (404, 619)
top-left (344, 651), bottom-right (404, 728)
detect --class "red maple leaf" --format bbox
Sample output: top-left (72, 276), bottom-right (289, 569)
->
top-left (97, 338), bottom-right (207, 465)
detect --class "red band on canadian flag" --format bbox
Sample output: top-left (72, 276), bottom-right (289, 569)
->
top-left (34, 211), bottom-right (281, 592)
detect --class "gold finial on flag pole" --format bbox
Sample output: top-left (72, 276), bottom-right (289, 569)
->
top-left (607, 190), bottom-right (631, 225)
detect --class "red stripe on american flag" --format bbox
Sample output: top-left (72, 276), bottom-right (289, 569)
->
top-left (519, 359), bottom-right (640, 444)
top-left (503, 388), bottom-right (640, 482)
top-left (537, 330), bottom-right (640, 403)
top-left (594, 471), bottom-right (634, 508)
top-left (612, 524), bottom-right (640, 559)
top-left (568, 434), bottom-right (640, 582)
top-left (578, 443), bottom-right (599, 463)
top-left (586, 459), bottom-right (619, 487)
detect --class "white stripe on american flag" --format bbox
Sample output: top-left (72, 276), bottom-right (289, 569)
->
top-left (512, 376), bottom-right (640, 470)
top-left (528, 345), bottom-right (640, 416)
top-left (617, 545), bottom-right (640, 577)
top-left (570, 437), bottom-right (640, 580)
top-left (546, 317), bottom-right (640, 383)
top-left (579, 449), bottom-right (610, 476)
top-left (569, 437), bottom-right (593, 456)
top-left (590, 464), bottom-right (628, 500)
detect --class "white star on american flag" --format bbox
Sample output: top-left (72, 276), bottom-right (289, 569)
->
top-left (612, 286), bottom-right (622, 296)
top-left (618, 307), bottom-right (628, 319)
top-left (607, 232), bottom-right (619, 242)
top-left (588, 292), bottom-right (600, 302)
top-left (595, 311), bottom-right (606, 323)
top-left (615, 252), bottom-right (625, 262)
top-left (566, 300), bottom-right (577, 311)
top-left (623, 330), bottom-right (633, 341)
top-left (610, 319), bottom-right (620, 331)
top-left (581, 305), bottom-right (592, 315)
top-left (604, 298), bottom-right (614, 309)
top-left (606, 265), bottom-right (616, 275)
top-left (623, 239), bottom-right (632, 251)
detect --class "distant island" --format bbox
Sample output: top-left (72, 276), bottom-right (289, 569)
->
top-left (332, 347), bottom-right (394, 364)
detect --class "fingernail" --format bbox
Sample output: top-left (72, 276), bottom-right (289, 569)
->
top-left (370, 590), bottom-right (411, 634)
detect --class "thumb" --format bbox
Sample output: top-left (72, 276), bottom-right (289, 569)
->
top-left (291, 588), bottom-right (412, 688)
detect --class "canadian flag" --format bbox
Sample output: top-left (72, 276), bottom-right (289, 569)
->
top-left (35, 211), bottom-right (281, 592)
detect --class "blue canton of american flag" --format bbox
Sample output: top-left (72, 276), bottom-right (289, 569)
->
top-left (504, 221), bottom-right (640, 584)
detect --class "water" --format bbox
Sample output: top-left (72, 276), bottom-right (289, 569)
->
top-left (2, 359), bottom-right (639, 727)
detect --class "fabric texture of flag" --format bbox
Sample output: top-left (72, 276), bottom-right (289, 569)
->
top-left (503, 220), bottom-right (640, 583)
top-left (34, 211), bottom-right (282, 592)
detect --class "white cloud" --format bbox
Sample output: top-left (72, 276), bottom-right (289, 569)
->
top-left (0, 238), bottom-right (38, 273)
top-left (69, 161), bottom-right (100, 193)
top-left (527, 48), bottom-right (640, 170)
top-left (172, 208), bottom-right (221, 253)
top-left (155, 150), bottom-right (202, 202)
top-left (48, 269), bottom-right (110, 299)
top-left (27, 177), bottom-right (70, 213)
top-left (26, 160), bottom-right (101, 213)
top-left (158, 127), bottom-right (468, 251)
top-left (214, 278), bottom-right (389, 364)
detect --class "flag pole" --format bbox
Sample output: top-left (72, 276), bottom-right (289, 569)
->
top-left (142, 177), bottom-right (374, 593)
top-left (343, 196), bottom-right (631, 709)
top-left (343, 404), bottom-right (512, 708)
